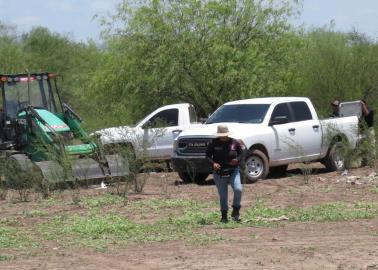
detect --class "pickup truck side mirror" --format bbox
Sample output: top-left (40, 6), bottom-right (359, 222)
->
top-left (269, 115), bottom-right (289, 126)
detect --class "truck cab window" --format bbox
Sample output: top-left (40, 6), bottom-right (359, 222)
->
top-left (290, 101), bottom-right (313, 121)
top-left (270, 103), bottom-right (292, 123)
top-left (146, 108), bottom-right (179, 128)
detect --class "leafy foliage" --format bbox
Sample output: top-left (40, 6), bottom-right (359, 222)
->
top-left (0, 24), bottom-right (102, 129)
top-left (0, 0), bottom-right (377, 131)
top-left (294, 28), bottom-right (378, 117)
top-left (90, 0), bottom-right (301, 124)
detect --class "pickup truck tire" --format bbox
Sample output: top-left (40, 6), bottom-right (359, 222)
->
top-left (244, 149), bottom-right (269, 183)
top-left (178, 172), bottom-right (208, 185)
top-left (269, 165), bottom-right (288, 178)
top-left (324, 141), bottom-right (346, 172)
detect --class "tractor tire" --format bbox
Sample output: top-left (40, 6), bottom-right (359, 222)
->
top-left (324, 141), bottom-right (346, 172)
top-left (243, 149), bottom-right (269, 183)
top-left (178, 172), bottom-right (209, 185)
top-left (5, 154), bottom-right (36, 190)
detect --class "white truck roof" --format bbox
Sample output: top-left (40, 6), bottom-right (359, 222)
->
top-left (156, 103), bottom-right (192, 110)
top-left (225, 97), bottom-right (309, 105)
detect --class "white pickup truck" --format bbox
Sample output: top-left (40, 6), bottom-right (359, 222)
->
top-left (171, 97), bottom-right (360, 184)
top-left (94, 103), bottom-right (201, 162)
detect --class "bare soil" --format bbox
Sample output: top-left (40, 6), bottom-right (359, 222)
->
top-left (1, 164), bottom-right (377, 270)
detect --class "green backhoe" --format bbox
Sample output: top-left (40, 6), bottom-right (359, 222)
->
top-left (0, 72), bottom-right (128, 190)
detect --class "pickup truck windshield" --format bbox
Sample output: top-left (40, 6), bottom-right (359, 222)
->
top-left (206, 104), bottom-right (270, 124)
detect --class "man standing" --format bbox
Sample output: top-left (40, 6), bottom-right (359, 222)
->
top-left (361, 100), bottom-right (375, 165)
top-left (361, 100), bottom-right (374, 128)
top-left (206, 124), bottom-right (243, 223)
top-left (330, 100), bottom-right (340, 118)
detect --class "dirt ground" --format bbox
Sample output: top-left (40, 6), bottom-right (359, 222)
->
top-left (0, 164), bottom-right (377, 270)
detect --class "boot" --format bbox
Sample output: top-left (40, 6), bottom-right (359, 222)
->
top-left (221, 210), bottom-right (228, 223)
top-left (231, 206), bottom-right (241, 222)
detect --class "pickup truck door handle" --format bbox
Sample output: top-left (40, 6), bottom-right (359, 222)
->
top-left (312, 125), bottom-right (320, 129)
top-left (172, 129), bottom-right (182, 134)
top-left (288, 128), bottom-right (296, 132)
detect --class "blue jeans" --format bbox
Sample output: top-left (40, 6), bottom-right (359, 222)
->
top-left (213, 169), bottom-right (242, 212)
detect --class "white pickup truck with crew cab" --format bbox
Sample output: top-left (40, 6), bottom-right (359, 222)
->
top-left (171, 97), bottom-right (360, 184)
top-left (94, 103), bottom-right (201, 162)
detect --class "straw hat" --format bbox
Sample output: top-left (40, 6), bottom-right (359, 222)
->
top-left (215, 124), bottom-right (231, 137)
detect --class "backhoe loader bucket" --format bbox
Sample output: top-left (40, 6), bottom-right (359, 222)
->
top-left (105, 154), bottom-right (129, 177)
top-left (35, 154), bottom-right (129, 184)
top-left (72, 158), bottom-right (106, 181)
top-left (35, 160), bottom-right (67, 184)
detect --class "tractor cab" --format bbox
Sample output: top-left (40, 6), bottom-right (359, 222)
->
top-left (0, 72), bottom-right (128, 186)
top-left (0, 73), bottom-right (91, 158)
top-left (0, 73), bottom-right (63, 144)
top-left (1, 73), bottom-right (61, 118)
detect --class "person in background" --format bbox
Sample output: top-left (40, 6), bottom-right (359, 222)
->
top-left (330, 100), bottom-right (340, 118)
top-left (206, 124), bottom-right (243, 223)
top-left (361, 100), bottom-right (374, 128)
top-left (361, 100), bottom-right (376, 165)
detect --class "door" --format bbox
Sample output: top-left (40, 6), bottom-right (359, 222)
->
top-left (142, 108), bottom-right (180, 159)
top-left (289, 101), bottom-right (322, 161)
top-left (269, 102), bottom-right (300, 162)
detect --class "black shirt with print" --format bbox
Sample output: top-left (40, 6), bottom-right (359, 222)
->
top-left (206, 138), bottom-right (243, 175)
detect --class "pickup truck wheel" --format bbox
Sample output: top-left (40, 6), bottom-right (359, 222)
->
top-left (269, 165), bottom-right (288, 178)
top-left (324, 142), bottom-right (346, 172)
top-left (324, 142), bottom-right (345, 171)
top-left (244, 149), bottom-right (269, 183)
top-left (178, 172), bottom-right (208, 185)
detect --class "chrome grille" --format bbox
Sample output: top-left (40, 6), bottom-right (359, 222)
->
top-left (177, 138), bottom-right (212, 155)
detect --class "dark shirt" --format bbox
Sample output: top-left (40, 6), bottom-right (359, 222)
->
top-left (330, 111), bottom-right (339, 118)
top-left (206, 138), bottom-right (243, 176)
top-left (364, 107), bottom-right (374, 128)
